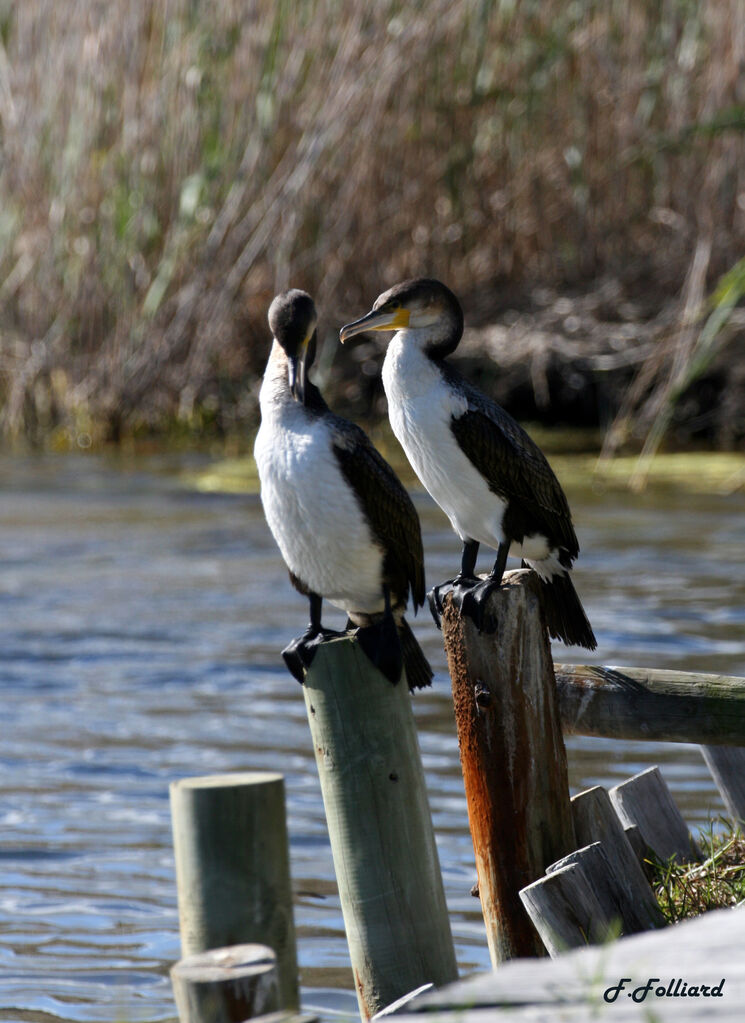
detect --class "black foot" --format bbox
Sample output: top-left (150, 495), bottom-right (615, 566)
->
top-left (427, 574), bottom-right (479, 629)
top-left (354, 615), bottom-right (403, 685)
top-left (460, 578), bottom-right (501, 633)
top-left (282, 627), bottom-right (343, 684)
top-left (428, 575), bottom-right (501, 633)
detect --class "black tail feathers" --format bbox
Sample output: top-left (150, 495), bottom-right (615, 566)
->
top-left (399, 618), bottom-right (434, 691)
top-left (538, 571), bottom-right (597, 650)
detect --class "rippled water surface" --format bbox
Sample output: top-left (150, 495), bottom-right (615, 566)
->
top-left (1, 453), bottom-right (744, 1022)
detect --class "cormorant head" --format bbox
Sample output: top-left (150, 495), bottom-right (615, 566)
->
top-left (268, 289), bottom-right (318, 403)
top-left (339, 278), bottom-right (464, 359)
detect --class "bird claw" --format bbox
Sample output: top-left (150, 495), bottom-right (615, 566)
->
top-left (460, 578), bottom-right (500, 633)
top-left (282, 627), bottom-right (344, 684)
top-left (427, 575), bottom-right (479, 629)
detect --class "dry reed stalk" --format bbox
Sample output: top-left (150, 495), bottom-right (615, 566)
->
top-left (1, 1), bottom-right (744, 444)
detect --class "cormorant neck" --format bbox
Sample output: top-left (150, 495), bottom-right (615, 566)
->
top-left (260, 340), bottom-right (328, 416)
top-left (403, 311), bottom-right (463, 362)
top-left (426, 318), bottom-right (462, 360)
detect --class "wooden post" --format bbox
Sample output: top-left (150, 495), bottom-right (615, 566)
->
top-left (609, 766), bottom-right (701, 863)
top-left (170, 943), bottom-right (279, 1023)
top-left (571, 786), bottom-right (666, 930)
top-left (303, 637), bottom-right (457, 1021)
top-left (519, 863), bottom-right (612, 955)
top-left (440, 569), bottom-right (576, 965)
top-left (545, 841), bottom-right (646, 936)
top-left (701, 745), bottom-right (745, 824)
top-left (170, 773), bottom-right (299, 1010)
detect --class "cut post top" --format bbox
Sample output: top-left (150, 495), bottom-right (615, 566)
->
top-left (170, 771), bottom-right (285, 792)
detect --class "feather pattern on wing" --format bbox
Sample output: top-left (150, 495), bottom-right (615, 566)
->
top-left (444, 365), bottom-right (579, 557)
top-left (329, 417), bottom-right (426, 610)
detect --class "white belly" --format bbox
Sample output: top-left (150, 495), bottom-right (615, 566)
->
top-left (382, 336), bottom-right (552, 565)
top-left (254, 409), bottom-right (385, 614)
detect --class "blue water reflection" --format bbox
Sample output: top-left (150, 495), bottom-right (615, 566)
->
top-left (0, 454), bottom-right (743, 1021)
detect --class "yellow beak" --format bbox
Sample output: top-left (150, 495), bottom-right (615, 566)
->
top-left (339, 307), bottom-right (410, 343)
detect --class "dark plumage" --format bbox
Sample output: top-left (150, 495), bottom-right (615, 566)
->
top-left (255, 289), bottom-right (433, 688)
top-left (340, 278), bottom-right (596, 650)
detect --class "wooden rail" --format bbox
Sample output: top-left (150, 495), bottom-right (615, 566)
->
top-left (555, 663), bottom-right (745, 745)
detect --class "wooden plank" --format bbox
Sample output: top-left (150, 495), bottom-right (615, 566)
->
top-left (303, 637), bottom-right (457, 1022)
top-left (170, 943), bottom-right (279, 1023)
top-left (440, 570), bottom-right (576, 965)
top-left (610, 767), bottom-right (701, 864)
top-left (701, 746), bottom-right (745, 824)
top-left (571, 786), bottom-right (666, 930)
top-left (623, 823), bottom-right (649, 864)
top-left (555, 663), bottom-right (745, 745)
top-left (391, 905), bottom-right (745, 1021)
top-left (170, 773), bottom-right (299, 1010)
top-left (374, 984), bottom-right (434, 1017)
top-left (247, 1015), bottom-right (319, 1023)
top-left (545, 840), bottom-right (647, 936)
top-left (519, 862), bottom-right (613, 954)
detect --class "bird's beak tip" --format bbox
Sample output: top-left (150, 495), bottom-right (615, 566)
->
top-left (339, 308), bottom-right (404, 343)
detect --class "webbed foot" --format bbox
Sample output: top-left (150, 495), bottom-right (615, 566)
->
top-left (427, 574), bottom-right (479, 629)
top-left (428, 575), bottom-right (501, 633)
top-left (282, 626), bottom-right (344, 684)
top-left (459, 577), bottom-right (501, 633)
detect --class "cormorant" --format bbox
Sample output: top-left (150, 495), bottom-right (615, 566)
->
top-left (255, 288), bottom-right (433, 688)
top-left (340, 277), bottom-right (596, 649)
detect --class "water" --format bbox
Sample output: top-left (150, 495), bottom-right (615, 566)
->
top-left (1, 452), bottom-right (743, 1022)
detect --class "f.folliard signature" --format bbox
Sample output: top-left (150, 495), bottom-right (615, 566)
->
top-left (604, 978), bottom-right (725, 1003)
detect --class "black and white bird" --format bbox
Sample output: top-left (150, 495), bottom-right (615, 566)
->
top-left (340, 278), bottom-right (596, 650)
top-left (254, 288), bottom-right (433, 688)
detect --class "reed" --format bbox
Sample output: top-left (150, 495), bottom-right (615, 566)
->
top-left (1, 1), bottom-right (744, 444)
top-left (649, 822), bottom-right (745, 924)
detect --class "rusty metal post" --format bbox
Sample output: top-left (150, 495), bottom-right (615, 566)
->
top-left (441, 569), bottom-right (576, 964)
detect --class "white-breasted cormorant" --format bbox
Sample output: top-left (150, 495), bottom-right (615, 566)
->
top-left (340, 278), bottom-right (596, 650)
top-left (255, 289), bottom-right (433, 687)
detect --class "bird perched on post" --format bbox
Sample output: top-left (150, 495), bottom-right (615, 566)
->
top-left (340, 277), bottom-right (596, 650)
top-left (254, 288), bottom-right (433, 689)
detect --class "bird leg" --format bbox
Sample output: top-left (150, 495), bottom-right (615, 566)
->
top-left (459, 541), bottom-right (509, 632)
top-left (427, 539), bottom-right (480, 628)
top-left (282, 593), bottom-right (344, 684)
top-left (353, 586), bottom-right (403, 686)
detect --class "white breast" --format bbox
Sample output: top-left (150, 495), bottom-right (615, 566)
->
top-left (382, 334), bottom-right (507, 550)
top-left (382, 335), bottom-right (558, 569)
top-left (254, 390), bottom-right (385, 615)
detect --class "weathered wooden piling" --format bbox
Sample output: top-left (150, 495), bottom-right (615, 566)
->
top-left (571, 786), bottom-right (666, 930)
top-left (303, 636), bottom-right (457, 1021)
top-left (545, 841), bottom-right (643, 935)
top-left (519, 862), bottom-right (613, 955)
top-left (170, 773), bottom-right (299, 1010)
top-left (701, 745), bottom-right (745, 824)
top-left (171, 943), bottom-right (279, 1023)
top-left (440, 569), bottom-right (576, 964)
top-left (610, 766), bottom-right (701, 863)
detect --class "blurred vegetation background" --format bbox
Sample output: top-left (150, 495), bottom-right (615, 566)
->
top-left (1, 0), bottom-right (744, 456)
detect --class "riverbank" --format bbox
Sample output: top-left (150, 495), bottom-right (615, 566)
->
top-left (4, 271), bottom-right (744, 458)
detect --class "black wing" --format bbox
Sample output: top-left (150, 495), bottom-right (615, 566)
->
top-left (447, 370), bottom-right (579, 557)
top-left (329, 418), bottom-right (426, 610)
